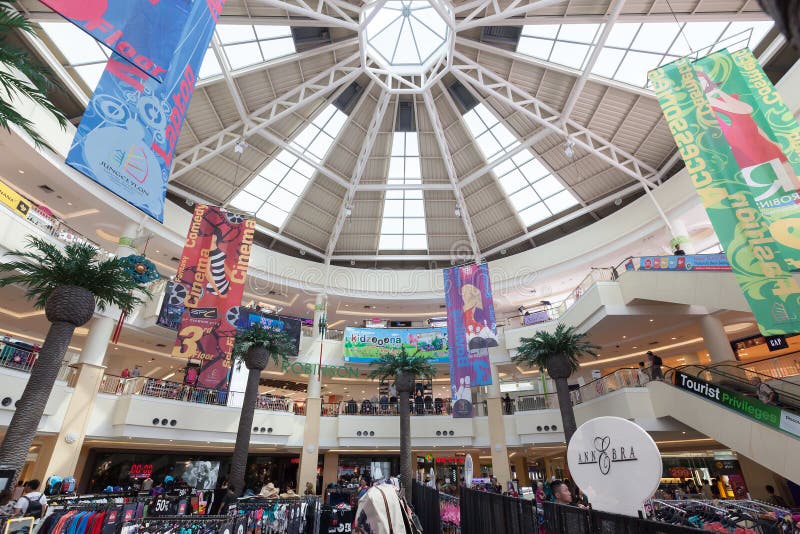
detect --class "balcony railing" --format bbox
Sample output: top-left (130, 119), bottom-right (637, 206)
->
top-left (1, 341), bottom-right (78, 385)
top-left (326, 398), bottom-right (454, 416)
top-left (571, 367), bottom-right (645, 405)
top-left (515, 393), bottom-right (559, 412)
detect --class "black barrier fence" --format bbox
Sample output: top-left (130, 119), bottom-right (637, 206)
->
top-left (412, 481), bottom-right (442, 534)
top-left (459, 487), bottom-right (536, 534)
top-left (543, 502), bottom-right (704, 534)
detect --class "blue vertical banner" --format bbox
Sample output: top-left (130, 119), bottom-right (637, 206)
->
top-left (64, 0), bottom-right (227, 222)
top-left (444, 263), bottom-right (498, 418)
top-left (40, 0), bottom-right (194, 82)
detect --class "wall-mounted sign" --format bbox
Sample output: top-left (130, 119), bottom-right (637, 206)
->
top-left (766, 334), bottom-right (789, 351)
top-left (343, 327), bottom-right (448, 363)
top-left (567, 416), bottom-right (661, 516)
top-left (129, 463), bottom-right (153, 479)
top-left (278, 359), bottom-right (360, 379)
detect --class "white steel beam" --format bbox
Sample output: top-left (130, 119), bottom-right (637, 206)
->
top-left (454, 37), bottom-right (653, 99)
top-left (211, 36), bottom-right (252, 126)
top-left (456, 0), bottom-right (563, 32)
top-left (451, 51), bottom-right (658, 190)
top-left (170, 52), bottom-right (361, 180)
top-left (253, 0), bottom-right (360, 31)
top-left (358, 183), bottom-right (454, 191)
top-left (422, 89), bottom-right (482, 261)
top-left (196, 38), bottom-right (359, 88)
top-left (254, 129), bottom-right (352, 189)
top-left (460, 128), bottom-right (551, 188)
top-left (325, 89), bottom-right (393, 260)
top-left (559, 0), bottom-right (626, 123)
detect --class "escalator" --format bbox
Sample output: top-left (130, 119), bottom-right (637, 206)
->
top-left (648, 366), bottom-right (800, 482)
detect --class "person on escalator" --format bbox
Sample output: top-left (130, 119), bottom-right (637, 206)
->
top-left (637, 361), bottom-right (650, 385)
top-left (751, 377), bottom-right (778, 405)
top-left (647, 351), bottom-right (663, 381)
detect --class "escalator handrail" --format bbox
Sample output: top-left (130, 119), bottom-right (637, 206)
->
top-left (702, 364), bottom-right (800, 403)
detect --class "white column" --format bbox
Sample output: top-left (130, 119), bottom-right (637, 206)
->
top-left (487, 363), bottom-right (501, 399)
top-left (669, 218), bottom-right (696, 254)
top-left (699, 315), bottom-right (737, 364)
top-left (307, 371), bottom-right (321, 399)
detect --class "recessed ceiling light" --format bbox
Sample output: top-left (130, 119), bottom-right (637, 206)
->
top-left (622, 336), bottom-right (626, 339)
top-left (18, 169), bottom-right (24, 174)
top-left (649, 319), bottom-right (654, 322)
top-left (67, 202), bottom-right (73, 206)
top-left (671, 337), bottom-right (676, 340)
top-left (632, 346), bottom-right (638, 349)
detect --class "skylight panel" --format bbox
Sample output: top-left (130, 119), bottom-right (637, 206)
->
top-left (198, 48), bottom-right (222, 79)
top-left (217, 24), bottom-right (295, 72)
top-left (226, 42), bottom-right (262, 70)
top-left (550, 41), bottom-right (591, 70)
top-left (230, 104), bottom-right (346, 229)
top-left (462, 103), bottom-right (579, 226)
top-left (379, 132), bottom-right (428, 251)
top-left (40, 23), bottom-right (108, 64)
top-left (631, 23), bottom-right (681, 53)
top-left (216, 25), bottom-right (256, 44)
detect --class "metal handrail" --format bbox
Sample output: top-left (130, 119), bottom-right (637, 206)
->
top-left (571, 367), bottom-right (646, 405)
top-left (515, 392), bottom-right (559, 411)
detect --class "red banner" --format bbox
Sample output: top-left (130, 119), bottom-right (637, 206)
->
top-left (172, 205), bottom-right (255, 389)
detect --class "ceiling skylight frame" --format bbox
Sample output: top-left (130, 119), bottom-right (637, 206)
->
top-left (216, 24), bottom-right (295, 72)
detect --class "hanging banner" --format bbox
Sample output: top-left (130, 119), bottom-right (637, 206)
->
top-left (443, 263), bottom-right (498, 417)
top-left (343, 327), bottom-right (448, 363)
top-left (40, 0), bottom-right (194, 82)
top-left (65, 0), bottom-right (226, 222)
top-left (0, 179), bottom-right (31, 219)
top-left (649, 48), bottom-right (800, 335)
top-left (172, 205), bottom-right (255, 390)
top-left (637, 253), bottom-right (731, 272)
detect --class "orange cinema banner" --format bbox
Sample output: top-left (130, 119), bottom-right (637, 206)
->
top-left (172, 205), bottom-right (255, 389)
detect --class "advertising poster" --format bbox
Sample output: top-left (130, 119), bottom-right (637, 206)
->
top-left (172, 205), bottom-right (255, 390)
top-left (443, 263), bottom-right (498, 417)
top-left (175, 460), bottom-right (219, 490)
top-left (237, 309), bottom-right (302, 357)
top-left (65, 0), bottom-right (226, 222)
top-left (155, 281), bottom-right (187, 330)
top-left (0, 180), bottom-right (30, 219)
top-left (638, 253), bottom-right (731, 272)
top-left (649, 48), bottom-right (800, 335)
top-left (343, 327), bottom-right (449, 363)
top-left (40, 0), bottom-right (194, 82)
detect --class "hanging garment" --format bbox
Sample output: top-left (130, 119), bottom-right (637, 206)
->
top-left (353, 486), bottom-right (407, 534)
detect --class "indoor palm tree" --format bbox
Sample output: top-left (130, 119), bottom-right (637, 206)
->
top-left (229, 323), bottom-right (296, 495)
top-left (0, 236), bottom-right (145, 479)
top-left (0, 1), bottom-right (68, 149)
top-left (369, 347), bottom-right (436, 501)
top-left (514, 323), bottom-right (599, 444)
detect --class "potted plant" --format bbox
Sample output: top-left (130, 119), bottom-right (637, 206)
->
top-left (369, 347), bottom-right (436, 501)
top-left (228, 323), bottom-right (296, 495)
top-left (0, 237), bottom-right (146, 479)
top-left (513, 323), bottom-right (598, 444)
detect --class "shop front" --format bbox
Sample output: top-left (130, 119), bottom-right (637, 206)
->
top-left (415, 454), bottom-right (466, 492)
top-left (336, 455), bottom-right (398, 485)
top-left (659, 452), bottom-right (749, 499)
top-left (81, 450), bottom-right (302, 494)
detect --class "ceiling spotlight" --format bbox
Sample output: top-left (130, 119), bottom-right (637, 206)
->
top-left (564, 138), bottom-right (576, 159)
top-left (234, 139), bottom-right (248, 154)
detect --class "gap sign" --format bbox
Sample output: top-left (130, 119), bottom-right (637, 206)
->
top-left (674, 371), bottom-right (800, 438)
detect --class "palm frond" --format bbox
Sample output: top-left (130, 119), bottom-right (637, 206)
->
top-left (513, 323), bottom-right (599, 372)
top-left (368, 347), bottom-right (437, 382)
top-left (0, 236), bottom-right (148, 313)
top-left (232, 323), bottom-right (296, 364)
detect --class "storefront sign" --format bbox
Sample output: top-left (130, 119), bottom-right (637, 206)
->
top-left (674, 371), bottom-right (800, 438)
top-left (65, 1), bottom-right (225, 221)
top-left (443, 263), bottom-right (498, 418)
top-left (40, 0), bottom-right (193, 82)
top-left (434, 457), bottom-right (465, 464)
top-left (667, 467), bottom-right (693, 479)
top-left (128, 463), bottom-right (153, 479)
top-left (765, 334), bottom-right (789, 351)
top-left (638, 254), bottom-right (730, 272)
top-left (278, 359), bottom-right (360, 379)
top-left (343, 327), bottom-right (448, 363)
top-left (567, 417), bottom-right (661, 516)
top-left (0, 180), bottom-right (30, 218)
top-left (172, 205), bottom-right (255, 389)
top-left (650, 49), bottom-right (800, 335)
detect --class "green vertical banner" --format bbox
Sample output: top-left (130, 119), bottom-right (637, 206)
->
top-left (649, 48), bottom-right (800, 335)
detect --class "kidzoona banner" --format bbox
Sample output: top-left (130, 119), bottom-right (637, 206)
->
top-left (172, 205), bottom-right (255, 389)
top-left (343, 327), bottom-right (449, 363)
top-left (443, 263), bottom-right (498, 418)
top-left (65, 0), bottom-right (226, 222)
top-left (40, 0), bottom-right (194, 82)
top-left (649, 48), bottom-right (800, 336)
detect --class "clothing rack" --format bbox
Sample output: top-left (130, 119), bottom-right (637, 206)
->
top-left (652, 498), bottom-right (797, 534)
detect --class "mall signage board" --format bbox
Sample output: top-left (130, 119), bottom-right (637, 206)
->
top-left (65, 0), bottom-right (226, 222)
top-left (567, 416), bottom-right (662, 516)
top-left (674, 371), bottom-right (800, 438)
top-left (236, 310), bottom-right (302, 357)
top-left (0, 180), bottom-right (30, 219)
top-left (40, 0), bottom-right (193, 82)
top-left (650, 49), bottom-right (800, 336)
top-left (637, 253), bottom-right (730, 272)
top-left (171, 205), bottom-right (255, 389)
top-left (343, 327), bottom-right (449, 363)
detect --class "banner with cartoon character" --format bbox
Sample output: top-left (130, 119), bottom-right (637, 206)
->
top-left (443, 263), bottom-right (497, 417)
top-left (343, 327), bottom-right (448, 363)
top-left (649, 48), bottom-right (800, 335)
top-left (172, 205), bottom-right (255, 389)
top-left (40, 0), bottom-right (194, 82)
top-left (64, 0), bottom-right (225, 222)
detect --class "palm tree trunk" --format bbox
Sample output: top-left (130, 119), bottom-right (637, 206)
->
top-left (555, 377), bottom-right (577, 444)
top-left (229, 366), bottom-right (261, 495)
top-left (399, 389), bottom-right (412, 502)
top-left (0, 321), bottom-right (75, 482)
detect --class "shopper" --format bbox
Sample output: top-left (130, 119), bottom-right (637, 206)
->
top-left (751, 377), bottom-right (778, 405)
top-left (574, 487), bottom-right (589, 507)
top-left (674, 244), bottom-right (686, 256)
top-left (637, 361), bottom-right (650, 385)
top-left (216, 486), bottom-right (238, 514)
top-left (503, 393), bottom-right (514, 414)
top-left (11, 481), bottom-right (24, 502)
top-left (304, 482), bottom-right (315, 495)
top-left (132, 366), bottom-right (140, 378)
top-left (535, 481), bottom-right (545, 504)
top-left (13, 479), bottom-right (47, 519)
top-left (357, 479), bottom-right (369, 499)
top-left (647, 351), bottom-right (664, 380)
top-left (765, 485), bottom-right (788, 507)
top-left (551, 480), bottom-right (574, 506)
top-left (121, 368), bottom-right (130, 379)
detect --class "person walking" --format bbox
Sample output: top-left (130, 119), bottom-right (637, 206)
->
top-left (13, 479), bottom-right (47, 520)
top-left (647, 351), bottom-right (664, 380)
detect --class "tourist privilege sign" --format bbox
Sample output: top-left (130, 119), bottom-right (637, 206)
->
top-left (567, 417), bottom-right (662, 516)
top-left (674, 371), bottom-right (800, 438)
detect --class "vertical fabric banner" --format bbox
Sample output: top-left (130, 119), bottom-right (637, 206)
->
top-left (65, 0), bottom-right (227, 222)
top-left (39, 0), bottom-right (194, 81)
top-left (649, 48), bottom-right (800, 335)
top-left (172, 205), bottom-right (255, 390)
top-left (444, 263), bottom-right (499, 418)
